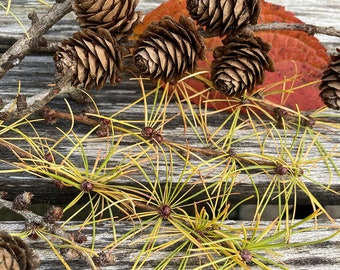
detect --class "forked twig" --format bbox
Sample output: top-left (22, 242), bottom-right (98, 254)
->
top-left (0, 0), bottom-right (72, 80)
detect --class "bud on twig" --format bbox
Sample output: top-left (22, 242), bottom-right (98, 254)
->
top-left (44, 206), bottom-right (63, 224)
top-left (12, 192), bottom-right (34, 211)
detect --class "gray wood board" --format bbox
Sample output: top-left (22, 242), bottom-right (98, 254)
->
top-left (0, 0), bottom-right (340, 51)
top-left (0, 220), bottom-right (339, 270)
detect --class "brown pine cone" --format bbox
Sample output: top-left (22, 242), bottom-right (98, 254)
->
top-left (211, 35), bottom-right (274, 96)
top-left (0, 231), bottom-right (38, 270)
top-left (319, 48), bottom-right (340, 110)
top-left (133, 16), bottom-right (205, 83)
top-left (54, 28), bottom-right (123, 90)
top-left (186, 0), bottom-right (260, 36)
top-left (72, 0), bottom-right (141, 36)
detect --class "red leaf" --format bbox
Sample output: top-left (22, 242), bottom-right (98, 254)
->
top-left (133, 0), bottom-right (330, 112)
top-left (256, 0), bottom-right (329, 111)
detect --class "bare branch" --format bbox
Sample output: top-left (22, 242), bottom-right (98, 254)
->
top-left (0, 195), bottom-right (99, 269)
top-left (0, 0), bottom-right (72, 80)
top-left (198, 22), bottom-right (340, 42)
top-left (0, 72), bottom-right (75, 121)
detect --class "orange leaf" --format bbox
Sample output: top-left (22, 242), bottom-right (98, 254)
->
top-left (133, 0), bottom-right (330, 112)
top-left (133, 0), bottom-right (188, 38)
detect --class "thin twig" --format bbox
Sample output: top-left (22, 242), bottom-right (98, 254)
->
top-left (40, 106), bottom-right (100, 126)
top-left (0, 196), bottom-right (100, 269)
top-left (251, 23), bottom-right (340, 38)
top-left (164, 140), bottom-right (277, 168)
top-left (0, 196), bottom-right (51, 226)
top-left (2, 22), bottom-right (339, 55)
top-left (197, 22), bottom-right (340, 40)
top-left (0, 138), bottom-right (34, 159)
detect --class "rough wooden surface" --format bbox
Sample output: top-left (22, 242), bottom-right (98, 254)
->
top-left (0, 220), bottom-right (339, 270)
top-left (0, 0), bottom-right (340, 269)
top-left (0, 0), bottom-right (340, 52)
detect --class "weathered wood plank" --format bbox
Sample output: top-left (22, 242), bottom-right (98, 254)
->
top-left (0, 220), bottom-right (339, 270)
top-left (1, 106), bottom-right (339, 206)
top-left (0, 0), bottom-right (339, 52)
top-left (0, 0), bottom-right (166, 46)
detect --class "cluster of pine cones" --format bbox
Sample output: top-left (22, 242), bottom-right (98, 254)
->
top-left (53, 0), bottom-right (339, 109)
top-left (133, 0), bottom-right (274, 96)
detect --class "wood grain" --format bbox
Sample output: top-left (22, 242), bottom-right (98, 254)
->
top-left (0, 220), bottom-right (339, 270)
top-left (267, 0), bottom-right (340, 52)
top-left (0, 1), bottom-right (339, 269)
